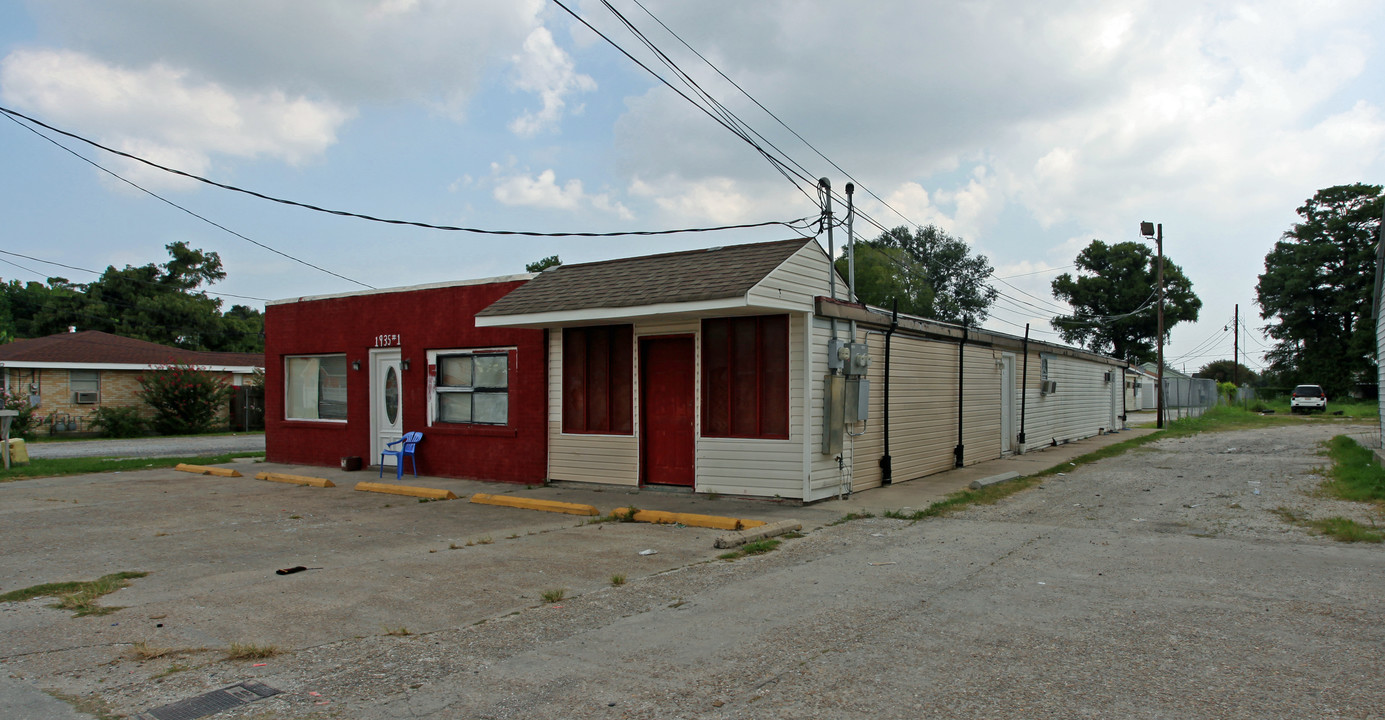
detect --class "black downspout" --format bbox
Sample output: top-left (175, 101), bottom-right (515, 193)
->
top-left (879, 299), bottom-right (897, 485)
top-left (954, 327), bottom-right (967, 468)
top-left (1018, 323), bottom-right (1030, 448)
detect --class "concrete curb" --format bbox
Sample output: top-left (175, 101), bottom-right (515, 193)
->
top-left (610, 507), bottom-right (767, 531)
top-left (968, 471), bottom-right (1021, 490)
top-left (470, 493), bottom-right (599, 516)
top-left (352, 482), bottom-right (457, 500)
top-left (714, 519), bottom-right (803, 548)
top-left (174, 463), bottom-right (242, 477)
top-left (255, 472), bottom-right (335, 488)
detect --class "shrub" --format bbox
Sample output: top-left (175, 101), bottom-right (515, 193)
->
top-left (89, 406), bottom-right (148, 438)
top-left (0, 387), bottom-right (39, 440)
top-left (138, 362), bottom-right (233, 435)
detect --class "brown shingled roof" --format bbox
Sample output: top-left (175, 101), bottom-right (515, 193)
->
top-left (0, 331), bottom-right (263, 368)
top-left (478, 238), bottom-right (814, 318)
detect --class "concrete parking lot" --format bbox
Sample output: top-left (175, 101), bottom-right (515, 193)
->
top-left (6, 422), bottom-right (1380, 718)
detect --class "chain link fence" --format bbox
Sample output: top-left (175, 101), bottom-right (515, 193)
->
top-left (1162, 377), bottom-right (1219, 420)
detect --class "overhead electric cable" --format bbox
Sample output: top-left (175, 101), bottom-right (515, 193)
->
top-left (0, 249), bottom-right (270, 302)
top-left (623, 0), bottom-right (926, 230)
top-left (548, 0), bottom-right (819, 204)
top-left (0, 105), bottom-right (817, 239)
top-left (1, 109), bottom-right (374, 289)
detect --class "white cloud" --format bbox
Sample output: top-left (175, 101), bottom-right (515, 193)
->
top-left (507, 27), bottom-right (597, 136)
top-left (20, 0), bottom-right (548, 115)
top-left (1, 49), bottom-right (352, 190)
top-left (493, 167), bottom-right (632, 220)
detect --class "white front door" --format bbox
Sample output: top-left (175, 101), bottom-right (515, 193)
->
top-left (1000, 354), bottom-right (1015, 454)
top-left (372, 350), bottom-right (403, 467)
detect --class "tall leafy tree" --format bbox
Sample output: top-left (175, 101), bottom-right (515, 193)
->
top-left (1196, 359), bottom-right (1259, 386)
top-left (835, 225), bottom-right (998, 326)
top-left (1255, 183), bottom-right (1382, 396)
top-left (0, 242), bottom-right (264, 352)
top-left (1051, 240), bottom-right (1201, 363)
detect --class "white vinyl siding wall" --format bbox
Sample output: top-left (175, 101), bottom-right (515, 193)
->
top-left (547, 331), bottom-right (638, 486)
top-left (850, 334), bottom-right (1005, 491)
top-left (805, 317), bottom-right (855, 501)
top-left (1019, 352), bottom-right (1119, 451)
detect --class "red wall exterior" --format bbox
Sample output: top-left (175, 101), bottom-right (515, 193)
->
top-left (264, 280), bottom-right (547, 484)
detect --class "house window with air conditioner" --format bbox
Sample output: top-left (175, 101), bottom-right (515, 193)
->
top-left (70, 370), bottom-right (100, 404)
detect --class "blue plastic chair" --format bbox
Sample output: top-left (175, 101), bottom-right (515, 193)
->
top-left (379, 431), bottom-right (423, 479)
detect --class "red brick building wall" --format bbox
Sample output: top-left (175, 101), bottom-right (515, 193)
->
top-left (264, 280), bottom-right (547, 484)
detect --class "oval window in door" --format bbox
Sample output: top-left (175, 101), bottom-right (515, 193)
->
top-left (384, 366), bottom-right (399, 425)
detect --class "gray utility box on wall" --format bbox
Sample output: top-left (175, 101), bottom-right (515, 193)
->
top-left (845, 378), bottom-right (869, 422)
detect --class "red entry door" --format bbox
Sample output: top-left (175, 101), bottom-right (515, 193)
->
top-left (641, 336), bottom-right (695, 487)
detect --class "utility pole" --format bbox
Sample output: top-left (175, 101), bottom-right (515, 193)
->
top-left (1141, 221), bottom-right (1165, 429)
top-left (1233, 304), bottom-right (1239, 388)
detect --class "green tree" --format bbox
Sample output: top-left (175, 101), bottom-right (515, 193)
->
top-left (0, 243), bottom-right (263, 352)
top-left (1255, 183), bottom-right (1382, 397)
top-left (1051, 240), bottom-right (1201, 363)
top-left (1196, 359), bottom-right (1259, 386)
top-left (835, 225), bottom-right (998, 326)
top-left (526, 255), bottom-right (562, 273)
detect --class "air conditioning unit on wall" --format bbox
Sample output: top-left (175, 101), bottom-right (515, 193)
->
top-left (1040, 380), bottom-right (1057, 395)
top-left (74, 391), bottom-right (99, 404)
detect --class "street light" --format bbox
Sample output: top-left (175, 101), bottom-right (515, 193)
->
top-left (1140, 221), bottom-right (1165, 429)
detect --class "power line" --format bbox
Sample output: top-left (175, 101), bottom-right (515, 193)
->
top-left (1, 108), bottom-right (374, 289)
top-left (0, 249), bottom-right (270, 302)
top-left (0, 104), bottom-right (818, 239)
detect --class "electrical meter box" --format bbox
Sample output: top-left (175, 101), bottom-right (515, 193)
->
top-left (845, 378), bottom-right (870, 422)
top-left (827, 339), bottom-right (848, 372)
top-left (845, 342), bottom-right (870, 376)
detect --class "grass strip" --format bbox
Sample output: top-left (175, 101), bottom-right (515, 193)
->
top-left (0, 571), bottom-right (149, 616)
top-left (0, 451), bottom-right (262, 482)
top-left (1320, 435), bottom-right (1385, 504)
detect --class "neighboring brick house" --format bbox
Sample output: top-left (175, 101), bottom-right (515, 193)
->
top-left (0, 330), bottom-right (263, 433)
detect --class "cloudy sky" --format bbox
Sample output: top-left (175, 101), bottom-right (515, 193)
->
top-left (1, 0), bottom-right (1382, 372)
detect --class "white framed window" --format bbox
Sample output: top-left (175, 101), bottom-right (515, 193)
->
top-left (285, 355), bottom-right (348, 421)
top-left (70, 370), bottom-right (100, 403)
top-left (431, 349), bottom-right (510, 425)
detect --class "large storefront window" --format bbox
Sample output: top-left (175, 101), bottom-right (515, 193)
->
top-left (286, 355), bottom-right (348, 421)
top-left (702, 315), bottom-right (789, 439)
top-left (562, 325), bottom-right (633, 434)
top-left (434, 351), bottom-right (510, 425)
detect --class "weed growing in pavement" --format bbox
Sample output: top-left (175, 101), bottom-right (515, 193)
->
top-left (383, 626), bottom-right (412, 636)
top-left (540, 588), bottom-right (567, 603)
top-left (0, 571), bottom-right (149, 616)
top-left (587, 506), bottom-right (642, 524)
top-left (154, 663), bottom-right (192, 679)
top-left (130, 642), bottom-right (174, 660)
top-left (610, 574), bottom-right (626, 586)
top-left (44, 691), bottom-right (122, 720)
top-left (449, 542), bottom-right (461, 549)
top-left (1320, 436), bottom-right (1385, 504)
top-left (718, 539), bottom-right (782, 560)
top-left (1272, 506), bottom-right (1383, 543)
top-left (476, 537), bottom-right (493, 545)
top-left (224, 643), bottom-right (279, 660)
top-left (827, 511), bottom-right (875, 526)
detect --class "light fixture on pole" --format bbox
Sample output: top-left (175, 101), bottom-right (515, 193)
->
top-left (1140, 221), bottom-right (1165, 429)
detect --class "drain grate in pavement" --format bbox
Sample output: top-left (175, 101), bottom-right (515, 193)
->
top-left (135, 680), bottom-right (280, 720)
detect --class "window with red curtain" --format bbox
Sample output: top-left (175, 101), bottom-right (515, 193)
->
top-left (562, 325), bottom-right (633, 434)
top-left (701, 315), bottom-right (789, 439)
